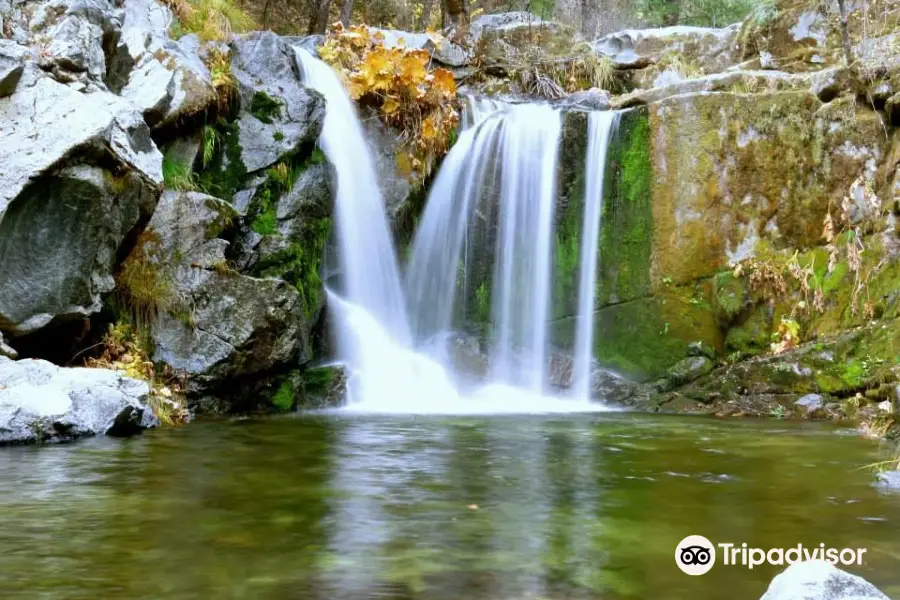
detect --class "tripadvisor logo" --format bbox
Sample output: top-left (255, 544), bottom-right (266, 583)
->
top-left (675, 535), bottom-right (868, 575)
top-left (676, 535), bottom-right (716, 576)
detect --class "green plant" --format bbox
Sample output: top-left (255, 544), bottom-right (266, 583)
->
top-left (162, 154), bottom-right (199, 191)
top-left (164, 0), bottom-right (254, 41)
top-left (272, 380), bottom-right (295, 412)
top-left (202, 125), bottom-right (219, 168)
top-left (770, 404), bottom-right (787, 420)
top-left (116, 231), bottom-right (174, 329)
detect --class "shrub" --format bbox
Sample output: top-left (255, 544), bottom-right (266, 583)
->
top-left (164, 0), bottom-right (255, 41)
top-left (318, 24), bottom-right (459, 181)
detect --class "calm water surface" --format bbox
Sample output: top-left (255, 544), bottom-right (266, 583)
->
top-left (2, 413), bottom-right (900, 599)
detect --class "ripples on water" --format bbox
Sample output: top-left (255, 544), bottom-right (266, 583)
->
top-left (1, 413), bottom-right (899, 600)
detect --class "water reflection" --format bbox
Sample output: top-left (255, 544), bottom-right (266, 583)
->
top-left (1, 414), bottom-right (900, 600)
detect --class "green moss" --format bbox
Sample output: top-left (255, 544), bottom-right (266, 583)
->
top-left (249, 91), bottom-right (283, 124)
top-left (273, 131), bottom-right (285, 142)
top-left (253, 218), bottom-right (332, 320)
top-left (474, 281), bottom-right (491, 323)
top-left (598, 108), bottom-right (653, 303)
top-left (713, 271), bottom-right (747, 323)
top-left (250, 205), bottom-right (277, 235)
top-left (197, 120), bottom-right (247, 200)
top-left (271, 380), bottom-right (295, 412)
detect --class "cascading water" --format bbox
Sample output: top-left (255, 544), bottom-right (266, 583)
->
top-left (298, 47), bottom-right (616, 413)
top-left (571, 112), bottom-right (620, 400)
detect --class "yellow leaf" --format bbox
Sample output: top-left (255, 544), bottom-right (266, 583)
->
top-left (382, 95), bottom-right (401, 115)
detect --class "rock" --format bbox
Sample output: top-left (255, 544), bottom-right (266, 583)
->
top-left (137, 190), bottom-right (311, 395)
top-left (809, 66), bottom-right (851, 102)
top-left (0, 67), bottom-right (161, 336)
top-left (373, 28), bottom-right (469, 67)
top-left (0, 40), bottom-right (27, 98)
top-left (360, 111), bottom-right (412, 223)
top-left (0, 356), bottom-right (158, 444)
top-left (666, 356), bottom-right (714, 385)
top-left (111, 0), bottom-right (217, 129)
top-left (469, 12), bottom-right (576, 65)
top-left (554, 88), bottom-right (611, 111)
top-left (593, 25), bottom-right (739, 72)
top-left (302, 365), bottom-right (347, 407)
top-left (795, 393), bottom-right (824, 416)
top-left (230, 31), bottom-right (325, 172)
top-left (687, 341), bottom-right (716, 360)
top-left (0, 332), bottom-right (17, 359)
top-left (760, 560), bottom-right (889, 600)
top-left (647, 91), bottom-right (885, 286)
top-left (876, 471), bottom-right (900, 491)
top-left (30, 0), bottom-right (125, 88)
top-left (286, 35), bottom-right (324, 56)
top-left (614, 69), bottom-right (807, 108)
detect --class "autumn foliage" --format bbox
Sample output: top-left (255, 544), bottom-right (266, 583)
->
top-left (319, 23), bottom-right (459, 180)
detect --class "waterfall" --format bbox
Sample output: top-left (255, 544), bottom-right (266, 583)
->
top-left (295, 48), bottom-right (410, 346)
top-left (571, 112), bottom-right (620, 400)
top-left (297, 47), bottom-right (615, 413)
top-left (406, 100), bottom-right (563, 393)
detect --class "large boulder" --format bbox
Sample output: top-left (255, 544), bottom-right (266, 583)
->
top-left (374, 28), bottom-right (469, 67)
top-left (470, 12), bottom-right (578, 66)
top-left (111, 0), bottom-right (217, 130)
top-left (229, 31), bottom-right (325, 173)
top-left (7, 0), bottom-right (126, 89)
top-left (0, 356), bottom-right (158, 444)
top-left (130, 190), bottom-right (311, 395)
top-left (594, 25), bottom-right (739, 72)
top-left (0, 66), bottom-right (162, 337)
top-left (760, 560), bottom-right (889, 600)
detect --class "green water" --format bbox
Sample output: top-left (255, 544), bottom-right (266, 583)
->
top-left (1, 413), bottom-right (899, 599)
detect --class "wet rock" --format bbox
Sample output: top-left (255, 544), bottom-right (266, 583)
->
top-left (0, 40), bottom-right (26, 97)
top-left (554, 88), bottom-right (611, 111)
top-left (687, 341), bottom-right (716, 360)
top-left (794, 393), bottom-right (824, 416)
top-left (0, 68), bottom-right (162, 336)
top-left (0, 356), bottom-right (158, 444)
top-left (760, 560), bottom-right (889, 600)
top-left (666, 356), bottom-right (714, 385)
top-left (302, 365), bottom-right (347, 407)
top-left (230, 31), bottom-right (325, 172)
top-left (614, 70), bottom-right (807, 108)
top-left (287, 35), bottom-right (323, 56)
top-left (593, 25), bottom-right (739, 72)
top-left (877, 471), bottom-right (900, 491)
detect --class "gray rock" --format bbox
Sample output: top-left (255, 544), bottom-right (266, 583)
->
top-left (231, 31), bottom-right (325, 172)
top-left (142, 190), bottom-right (309, 393)
top-left (0, 332), bottom-right (17, 359)
top-left (0, 356), bottom-right (158, 444)
top-left (34, 0), bottom-right (125, 87)
top-left (809, 66), bottom-right (850, 102)
top-left (114, 0), bottom-right (216, 129)
top-left (593, 24), bottom-right (739, 72)
top-left (373, 28), bottom-right (469, 67)
top-left (0, 67), bottom-right (163, 210)
top-left (667, 356), bottom-right (714, 385)
top-left (554, 88), bottom-right (611, 111)
top-left (876, 471), bottom-right (900, 491)
top-left (361, 111), bottom-right (412, 221)
top-left (0, 41), bottom-right (27, 98)
top-left (760, 560), bottom-right (889, 600)
top-left (286, 35), bottom-right (324, 55)
top-left (795, 393), bottom-right (824, 415)
top-left (687, 340), bottom-right (716, 360)
top-left (0, 68), bottom-right (161, 336)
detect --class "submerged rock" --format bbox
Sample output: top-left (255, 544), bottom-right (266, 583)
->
top-left (0, 356), bottom-right (158, 444)
top-left (876, 471), bottom-right (900, 491)
top-left (760, 560), bottom-right (889, 600)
